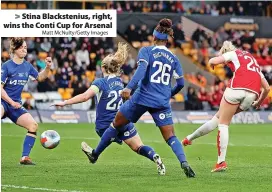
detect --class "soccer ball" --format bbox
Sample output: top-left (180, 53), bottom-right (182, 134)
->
top-left (40, 130), bottom-right (60, 149)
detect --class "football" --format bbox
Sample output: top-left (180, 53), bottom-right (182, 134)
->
top-left (40, 130), bottom-right (60, 149)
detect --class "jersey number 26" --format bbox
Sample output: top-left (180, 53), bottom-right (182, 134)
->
top-left (106, 90), bottom-right (122, 110)
top-left (150, 61), bottom-right (172, 85)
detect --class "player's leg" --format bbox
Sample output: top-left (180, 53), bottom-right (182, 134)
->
top-left (1, 104), bottom-right (6, 118)
top-left (15, 112), bottom-right (38, 165)
top-left (87, 100), bottom-right (147, 162)
top-left (212, 89), bottom-right (241, 172)
top-left (124, 132), bottom-right (166, 176)
top-left (149, 107), bottom-right (195, 178)
top-left (183, 112), bottom-right (219, 145)
top-left (183, 88), bottom-right (247, 146)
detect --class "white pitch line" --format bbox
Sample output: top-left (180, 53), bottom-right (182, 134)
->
top-left (2, 134), bottom-right (272, 148)
top-left (1, 185), bottom-right (87, 192)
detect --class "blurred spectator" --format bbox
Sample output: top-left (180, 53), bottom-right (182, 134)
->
top-left (198, 87), bottom-right (208, 102)
top-left (209, 85), bottom-right (223, 110)
top-left (127, 54), bottom-right (136, 69)
top-left (237, 6), bottom-right (245, 16)
top-left (173, 23), bottom-right (185, 47)
top-left (116, 2), bottom-right (123, 14)
top-left (138, 24), bottom-right (150, 42)
top-left (124, 2), bottom-right (132, 12)
top-left (76, 43), bottom-right (90, 67)
top-left (40, 38), bottom-right (51, 52)
top-left (228, 6), bottom-right (235, 15)
top-left (124, 24), bottom-right (139, 42)
top-left (185, 87), bottom-right (202, 110)
top-left (220, 7), bottom-right (227, 15)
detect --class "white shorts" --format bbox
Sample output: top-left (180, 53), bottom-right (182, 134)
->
top-left (223, 88), bottom-right (257, 111)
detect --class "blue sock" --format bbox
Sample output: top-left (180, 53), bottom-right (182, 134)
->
top-left (22, 135), bottom-right (36, 157)
top-left (167, 136), bottom-right (187, 163)
top-left (138, 145), bottom-right (156, 162)
top-left (94, 125), bottom-right (118, 156)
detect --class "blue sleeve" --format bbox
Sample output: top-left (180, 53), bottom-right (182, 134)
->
top-left (126, 47), bottom-right (149, 90)
top-left (126, 61), bottom-right (147, 90)
top-left (171, 58), bottom-right (185, 96)
top-left (173, 57), bottom-right (184, 79)
top-left (137, 47), bottom-right (149, 66)
top-left (92, 78), bottom-right (104, 91)
top-left (29, 64), bottom-right (39, 79)
top-left (171, 78), bottom-right (184, 96)
top-left (1, 63), bottom-right (8, 84)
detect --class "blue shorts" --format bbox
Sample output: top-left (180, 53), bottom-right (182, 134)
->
top-left (1, 100), bottom-right (27, 123)
top-left (120, 99), bottom-right (173, 127)
top-left (96, 122), bottom-right (137, 142)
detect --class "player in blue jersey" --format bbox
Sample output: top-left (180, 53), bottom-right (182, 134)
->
top-left (52, 43), bottom-right (166, 175)
top-left (83, 19), bottom-right (196, 178)
top-left (1, 37), bottom-right (52, 165)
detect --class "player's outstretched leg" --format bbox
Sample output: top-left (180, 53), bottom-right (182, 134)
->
top-left (125, 134), bottom-right (166, 175)
top-left (16, 113), bottom-right (38, 165)
top-left (81, 141), bottom-right (97, 164)
top-left (160, 125), bottom-right (195, 178)
top-left (82, 111), bottom-right (130, 162)
top-left (183, 115), bottom-right (219, 146)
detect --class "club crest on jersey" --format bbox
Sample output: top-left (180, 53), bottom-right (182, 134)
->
top-left (18, 73), bottom-right (24, 77)
top-left (159, 113), bottom-right (166, 120)
top-left (124, 131), bottom-right (130, 137)
top-left (18, 72), bottom-right (28, 77)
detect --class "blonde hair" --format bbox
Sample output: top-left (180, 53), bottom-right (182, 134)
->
top-left (219, 41), bottom-right (236, 55)
top-left (102, 42), bottom-right (129, 75)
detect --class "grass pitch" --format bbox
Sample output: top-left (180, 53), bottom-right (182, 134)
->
top-left (2, 123), bottom-right (272, 192)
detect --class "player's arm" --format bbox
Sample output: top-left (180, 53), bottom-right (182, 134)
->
top-left (1, 84), bottom-right (21, 108)
top-left (122, 47), bottom-right (148, 100)
top-left (1, 64), bottom-right (21, 108)
top-left (171, 58), bottom-right (185, 96)
top-left (37, 57), bottom-right (53, 82)
top-left (52, 85), bottom-right (99, 107)
top-left (252, 74), bottom-right (270, 109)
top-left (209, 51), bottom-right (234, 69)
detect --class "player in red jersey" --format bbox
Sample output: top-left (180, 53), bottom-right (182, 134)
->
top-left (182, 41), bottom-right (270, 172)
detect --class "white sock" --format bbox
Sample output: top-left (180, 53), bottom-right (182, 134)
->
top-left (217, 124), bottom-right (229, 164)
top-left (187, 116), bottom-right (219, 141)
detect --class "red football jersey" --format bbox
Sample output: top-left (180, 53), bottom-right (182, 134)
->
top-left (223, 50), bottom-right (263, 96)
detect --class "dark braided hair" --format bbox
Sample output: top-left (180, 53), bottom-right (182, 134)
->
top-left (154, 18), bottom-right (174, 40)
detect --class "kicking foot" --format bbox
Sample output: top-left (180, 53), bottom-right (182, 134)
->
top-left (181, 162), bottom-right (195, 178)
top-left (20, 156), bottom-right (35, 165)
top-left (81, 141), bottom-right (98, 164)
top-left (153, 154), bottom-right (166, 176)
top-left (211, 161), bottom-right (227, 173)
top-left (182, 138), bottom-right (192, 146)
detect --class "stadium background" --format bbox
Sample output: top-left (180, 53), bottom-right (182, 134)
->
top-left (2, 0), bottom-right (272, 124)
top-left (2, 1), bottom-right (272, 192)
top-left (1, 1), bottom-right (272, 124)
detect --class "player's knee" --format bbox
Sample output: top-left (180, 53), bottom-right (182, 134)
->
top-left (160, 126), bottom-right (175, 141)
top-left (28, 121), bottom-right (38, 132)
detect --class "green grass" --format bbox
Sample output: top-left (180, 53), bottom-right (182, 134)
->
top-left (2, 123), bottom-right (272, 192)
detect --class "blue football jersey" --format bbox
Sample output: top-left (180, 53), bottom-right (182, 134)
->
top-left (92, 75), bottom-right (124, 130)
top-left (132, 45), bottom-right (184, 108)
top-left (1, 60), bottom-right (39, 103)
